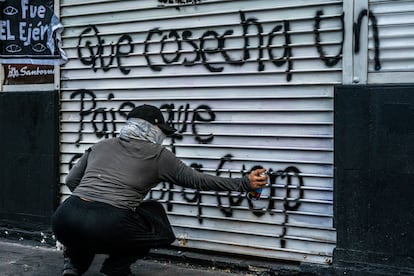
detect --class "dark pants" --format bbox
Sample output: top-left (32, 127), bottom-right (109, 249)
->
top-left (52, 196), bottom-right (175, 275)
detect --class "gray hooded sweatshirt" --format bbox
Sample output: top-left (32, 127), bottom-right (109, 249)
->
top-left (67, 119), bottom-right (251, 211)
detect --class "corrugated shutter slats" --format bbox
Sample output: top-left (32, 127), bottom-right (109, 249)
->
top-left (60, 0), bottom-right (341, 265)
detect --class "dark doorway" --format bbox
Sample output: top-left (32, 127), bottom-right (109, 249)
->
top-left (0, 91), bottom-right (59, 230)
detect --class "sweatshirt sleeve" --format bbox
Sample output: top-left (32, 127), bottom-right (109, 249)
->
top-left (65, 148), bottom-right (90, 192)
top-left (158, 148), bottom-right (251, 192)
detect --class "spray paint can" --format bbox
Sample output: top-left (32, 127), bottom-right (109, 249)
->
top-left (247, 171), bottom-right (267, 200)
top-left (247, 187), bottom-right (263, 200)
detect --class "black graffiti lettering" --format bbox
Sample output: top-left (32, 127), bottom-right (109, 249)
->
top-left (167, 182), bottom-right (175, 212)
top-left (141, 11), bottom-right (270, 73)
top-left (267, 21), bottom-right (293, 81)
top-left (182, 30), bottom-right (201, 66)
top-left (160, 102), bottom-right (176, 137)
top-left (77, 25), bottom-right (133, 74)
top-left (144, 28), bottom-right (163, 71)
top-left (282, 166), bottom-right (304, 211)
top-left (149, 182), bottom-right (167, 201)
top-left (79, 8), bottom-right (383, 81)
top-left (70, 90), bottom-right (137, 145)
top-left (99, 44), bottom-right (116, 72)
top-left (160, 103), bottom-right (176, 126)
top-left (215, 154), bottom-right (232, 175)
top-left (354, 9), bottom-right (381, 71)
top-left (265, 168), bottom-right (283, 214)
top-left (182, 163), bottom-right (203, 223)
top-left (116, 34), bottom-right (134, 74)
top-left (89, 94), bottom-right (120, 139)
top-left (134, 150), bottom-right (305, 232)
top-left (149, 182), bottom-right (175, 212)
top-left (158, 0), bottom-right (201, 5)
top-left (267, 25), bottom-right (283, 64)
top-left (70, 89), bottom-right (96, 146)
top-left (227, 168), bottom-right (245, 206)
top-left (314, 10), bottom-right (344, 67)
top-left (192, 104), bottom-right (216, 143)
top-left (77, 26), bottom-right (100, 70)
top-left (240, 11), bottom-right (265, 72)
top-left (93, 107), bottom-right (109, 138)
top-left (177, 103), bottom-right (190, 133)
top-left (159, 103), bottom-right (215, 144)
top-left (199, 30), bottom-right (223, 72)
top-left (118, 101), bottom-right (135, 118)
top-left (160, 103), bottom-right (180, 153)
top-left (280, 166), bottom-right (304, 248)
top-left (70, 92), bottom-right (218, 146)
top-left (107, 93), bottom-right (117, 138)
top-left (216, 154), bottom-right (243, 217)
top-left (69, 91), bottom-right (307, 242)
top-left (142, 14), bottom-right (290, 76)
top-left (282, 21), bottom-right (293, 82)
top-left (161, 30), bottom-right (182, 64)
top-left (219, 29), bottom-right (244, 65)
top-left (242, 166), bottom-right (304, 248)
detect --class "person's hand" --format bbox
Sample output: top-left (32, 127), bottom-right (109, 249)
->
top-left (248, 168), bottom-right (268, 190)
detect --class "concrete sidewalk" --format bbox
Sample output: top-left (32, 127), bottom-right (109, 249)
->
top-left (0, 239), bottom-right (241, 276)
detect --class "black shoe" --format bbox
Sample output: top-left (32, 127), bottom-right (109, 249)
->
top-left (62, 257), bottom-right (79, 276)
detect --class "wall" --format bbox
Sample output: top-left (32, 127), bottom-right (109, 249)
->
top-left (333, 0), bottom-right (414, 274)
top-left (334, 85), bottom-right (414, 275)
top-left (366, 0), bottom-right (414, 84)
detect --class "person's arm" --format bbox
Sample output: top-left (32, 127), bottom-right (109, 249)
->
top-left (158, 148), bottom-right (267, 192)
top-left (65, 148), bottom-right (91, 192)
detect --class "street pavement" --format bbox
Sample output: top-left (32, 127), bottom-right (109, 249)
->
top-left (0, 238), bottom-right (242, 276)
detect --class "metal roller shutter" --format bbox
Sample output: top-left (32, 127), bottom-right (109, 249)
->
top-left (59, 0), bottom-right (342, 264)
top-left (368, 0), bottom-right (414, 83)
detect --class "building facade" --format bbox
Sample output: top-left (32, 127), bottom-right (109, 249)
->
top-left (1, 0), bottom-right (413, 274)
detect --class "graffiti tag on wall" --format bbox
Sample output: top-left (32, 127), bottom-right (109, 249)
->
top-left (158, 0), bottom-right (201, 6)
top-left (68, 6), bottom-right (354, 247)
top-left (77, 9), bottom-right (381, 81)
top-left (68, 89), bottom-right (308, 247)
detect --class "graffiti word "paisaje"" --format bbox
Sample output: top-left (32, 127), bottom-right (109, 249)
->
top-left (6, 64), bottom-right (54, 78)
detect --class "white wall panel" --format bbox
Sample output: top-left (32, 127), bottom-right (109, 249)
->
top-left (59, 0), bottom-right (342, 265)
top-left (367, 0), bottom-right (414, 83)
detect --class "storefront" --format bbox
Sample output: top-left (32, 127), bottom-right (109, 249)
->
top-left (1, 0), bottom-right (413, 271)
top-left (59, 0), bottom-right (342, 265)
top-left (0, 0), bottom-right (65, 229)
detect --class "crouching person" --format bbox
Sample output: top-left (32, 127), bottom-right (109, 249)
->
top-left (52, 104), bottom-right (267, 276)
